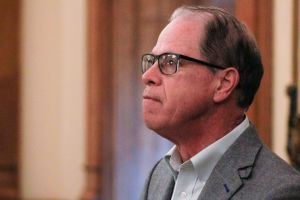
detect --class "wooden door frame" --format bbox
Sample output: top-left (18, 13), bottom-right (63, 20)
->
top-left (82, 0), bottom-right (113, 199)
top-left (0, 0), bottom-right (20, 199)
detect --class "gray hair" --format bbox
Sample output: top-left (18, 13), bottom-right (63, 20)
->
top-left (169, 5), bottom-right (263, 108)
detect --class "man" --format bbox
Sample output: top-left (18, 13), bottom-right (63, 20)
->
top-left (140, 5), bottom-right (300, 200)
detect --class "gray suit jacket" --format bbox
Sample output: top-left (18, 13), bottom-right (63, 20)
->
top-left (140, 124), bottom-right (300, 200)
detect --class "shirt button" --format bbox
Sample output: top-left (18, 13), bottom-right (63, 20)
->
top-left (180, 192), bottom-right (187, 199)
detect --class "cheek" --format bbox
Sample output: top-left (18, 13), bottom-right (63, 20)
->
top-left (165, 72), bottom-right (211, 101)
top-left (164, 73), bottom-right (215, 117)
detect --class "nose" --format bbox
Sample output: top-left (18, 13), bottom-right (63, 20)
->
top-left (142, 62), bottom-right (162, 86)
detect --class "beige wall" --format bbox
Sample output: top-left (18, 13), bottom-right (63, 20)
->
top-left (272, 0), bottom-right (294, 162)
top-left (21, 0), bottom-right (86, 199)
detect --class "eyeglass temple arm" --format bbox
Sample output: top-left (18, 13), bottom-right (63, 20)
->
top-left (179, 55), bottom-right (225, 70)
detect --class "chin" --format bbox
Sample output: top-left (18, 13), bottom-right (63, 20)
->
top-left (144, 118), bottom-right (163, 131)
top-left (144, 118), bottom-right (175, 140)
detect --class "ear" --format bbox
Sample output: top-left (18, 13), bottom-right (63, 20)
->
top-left (213, 67), bottom-right (239, 103)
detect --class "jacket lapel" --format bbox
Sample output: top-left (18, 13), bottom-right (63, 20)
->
top-left (198, 124), bottom-right (262, 200)
top-left (147, 158), bottom-right (175, 200)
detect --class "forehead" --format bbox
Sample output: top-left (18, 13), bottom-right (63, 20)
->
top-left (153, 15), bottom-right (209, 57)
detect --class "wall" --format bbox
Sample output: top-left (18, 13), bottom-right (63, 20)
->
top-left (272, 0), bottom-right (294, 162)
top-left (20, 0), bottom-right (86, 199)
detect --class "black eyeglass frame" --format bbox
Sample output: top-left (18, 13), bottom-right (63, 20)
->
top-left (141, 52), bottom-right (226, 75)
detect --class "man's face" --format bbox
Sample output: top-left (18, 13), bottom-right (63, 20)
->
top-left (142, 16), bottom-right (219, 136)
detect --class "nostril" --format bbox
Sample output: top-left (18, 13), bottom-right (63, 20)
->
top-left (147, 79), bottom-right (156, 85)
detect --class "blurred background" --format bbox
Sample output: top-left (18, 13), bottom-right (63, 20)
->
top-left (0, 0), bottom-right (299, 199)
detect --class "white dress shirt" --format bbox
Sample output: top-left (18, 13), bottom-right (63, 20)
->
top-left (164, 117), bottom-right (250, 200)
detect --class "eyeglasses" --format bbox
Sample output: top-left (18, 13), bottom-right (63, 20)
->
top-left (141, 52), bottom-right (225, 75)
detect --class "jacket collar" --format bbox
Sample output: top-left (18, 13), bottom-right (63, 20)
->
top-left (198, 124), bottom-right (262, 200)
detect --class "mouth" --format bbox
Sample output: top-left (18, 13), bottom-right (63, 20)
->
top-left (143, 94), bottom-right (161, 102)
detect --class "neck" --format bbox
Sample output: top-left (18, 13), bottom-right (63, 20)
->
top-left (169, 109), bottom-right (245, 162)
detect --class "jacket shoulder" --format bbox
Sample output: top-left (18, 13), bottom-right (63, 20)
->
top-left (234, 141), bottom-right (300, 199)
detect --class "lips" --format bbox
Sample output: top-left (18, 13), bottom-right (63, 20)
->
top-left (143, 93), bottom-right (161, 102)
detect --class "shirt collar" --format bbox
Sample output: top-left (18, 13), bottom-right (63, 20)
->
top-left (164, 117), bottom-right (249, 181)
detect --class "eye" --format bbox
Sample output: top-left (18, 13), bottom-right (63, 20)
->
top-left (167, 59), bottom-right (175, 65)
top-left (159, 54), bottom-right (178, 74)
top-left (164, 55), bottom-right (177, 66)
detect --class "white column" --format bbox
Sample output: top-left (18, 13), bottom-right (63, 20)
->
top-left (21, 0), bottom-right (86, 199)
top-left (272, 0), bottom-right (293, 161)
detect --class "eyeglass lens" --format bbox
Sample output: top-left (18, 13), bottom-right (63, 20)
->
top-left (159, 54), bottom-right (178, 75)
top-left (142, 54), bottom-right (155, 74)
top-left (142, 53), bottom-right (178, 75)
